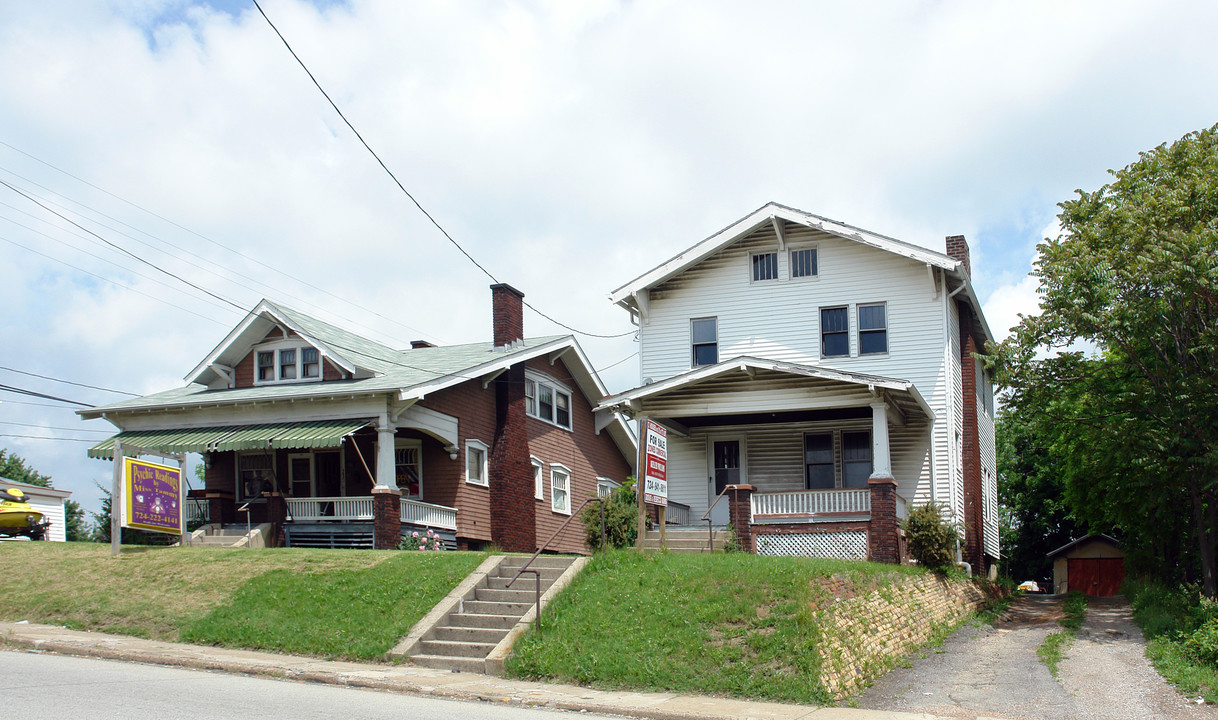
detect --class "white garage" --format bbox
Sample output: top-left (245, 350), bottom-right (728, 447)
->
top-left (0, 478), bottom-right (72, 542)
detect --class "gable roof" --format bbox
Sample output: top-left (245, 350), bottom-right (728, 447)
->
top-left (610, 202), bottom-right (995, 345)
top-left (1046, 534), bottom-right (1122, 559)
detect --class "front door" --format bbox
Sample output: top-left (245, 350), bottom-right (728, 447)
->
top-left (708, 438), bottom-right (743, 525)
top-left (289, 454), bottom-right (314, 498)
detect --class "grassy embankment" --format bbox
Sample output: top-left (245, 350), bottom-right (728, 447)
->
top-left (1036, 591), bottom-right (1087, 676)
top-left (0, 542), bottom-right (485, 660)
top-left (506, 550), bottom-right (934, 705)
top-left (1126, 582), bottom-right (1218, 703)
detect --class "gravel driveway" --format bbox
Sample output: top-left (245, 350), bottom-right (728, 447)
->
top-left (855, 594), bottom-right (1217, 720)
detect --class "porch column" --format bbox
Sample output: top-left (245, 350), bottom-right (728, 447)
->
top-left (868, 401), bottom-right (900, 564)
top-left (372, 423), bottom-right (402, 550)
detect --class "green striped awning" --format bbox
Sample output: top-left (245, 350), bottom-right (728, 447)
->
top-left (88, 419), bottom-right (372, 459)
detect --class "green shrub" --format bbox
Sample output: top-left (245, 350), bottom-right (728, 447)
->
top-left (1186, 617), bottom-right (1218, 666)
top-left (583, 479), bottom-right (637, 551)
top-left (902, 503), bottom-right (956, 572)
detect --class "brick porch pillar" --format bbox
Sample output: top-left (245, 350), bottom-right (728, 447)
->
top-left (867, 476), bottom-right (900, 563)
top-left (373, 487), bottom-right (402, 549)
top-left (726, 484), bottom-right (755, 553)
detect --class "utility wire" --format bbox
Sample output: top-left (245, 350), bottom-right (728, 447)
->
top-left (251, 0), bottom-right (634, 340)
top-left (0, 421), bottom-right (112, 434)
top-left (0, 143), bottom-right (445, 344)
top-left (0, 365), bottom-right (138, 397)
top-left (0, 433), bottom-right (97, 443)
top-left (0, 179), bottom-right (247, 313)
top-left (0, 384), bottom-right (94, 408)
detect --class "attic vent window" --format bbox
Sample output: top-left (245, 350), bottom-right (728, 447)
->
top-left (751, 252), bottom-right (778, 282)
top-left (791, 247), bottom-right (817, 278)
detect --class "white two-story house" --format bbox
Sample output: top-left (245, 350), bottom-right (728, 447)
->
top-left (597, 203), bottom-right (999, 573)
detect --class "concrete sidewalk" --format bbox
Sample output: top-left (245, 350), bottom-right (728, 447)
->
top-left (0, 622), bottom-right (956, 720)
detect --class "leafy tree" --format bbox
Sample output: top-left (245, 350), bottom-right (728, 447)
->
top-left (0, 448), bottom-right (52, 487)
top-left (64, 499), bottom-right (89, 542)
top-left (993, 124), bottom-right (1218, 595)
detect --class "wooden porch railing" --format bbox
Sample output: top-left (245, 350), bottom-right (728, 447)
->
top-left (750, 488), bottom-right (871, 518)
top-left (401, 497), bottom-right (458, 530)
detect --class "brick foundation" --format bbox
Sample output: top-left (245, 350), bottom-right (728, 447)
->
top-left (867, 476), bottom-right (901, 564)
top-left (372, 488), bottom-right (402, 550)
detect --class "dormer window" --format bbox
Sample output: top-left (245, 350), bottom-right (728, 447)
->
top-left (254, 343), bottom-right (324, 385)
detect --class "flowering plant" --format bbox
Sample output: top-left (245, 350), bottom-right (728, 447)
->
top-left (400, 528), bottom-right (445, 551)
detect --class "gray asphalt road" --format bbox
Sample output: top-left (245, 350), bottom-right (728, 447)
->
top-left (2, 650), bottom-right (615, 720)
top-left (855, 595), bottom-right (1216, 720)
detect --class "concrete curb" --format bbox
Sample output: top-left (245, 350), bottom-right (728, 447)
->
top-left (0, 623), bottom-right (946, 720)
top-left (485, 555), bottom-right (589, 675)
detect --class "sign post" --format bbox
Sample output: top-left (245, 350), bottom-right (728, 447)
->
top-left (642, 420), bottom-right (668, 550)
top-left (110, 442), bottom-right (187, 556)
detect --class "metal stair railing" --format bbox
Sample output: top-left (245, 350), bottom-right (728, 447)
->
top-left (700, 485), bottom-right (734, 553)
top-left (506, 496), bottom-right (604, 633)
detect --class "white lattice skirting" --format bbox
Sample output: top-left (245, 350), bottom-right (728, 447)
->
top-left (756, 531), bottom-right (868, 559)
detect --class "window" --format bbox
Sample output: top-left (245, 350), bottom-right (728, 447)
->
top-left (790, 247), bottom-right (817, 278)
top-left (395, 440), bottom-right (422, 498)
top-left (532, 457), bottom-right (544, 500)
top-left (551, 464), bottom-right (571, 514)
top-left (691, 317), bottom-right (718, 367)
top-left (253, 344), bottom-right (324, 384)
top-left (238, 453), bottom-right (272, 500)
top-left (804, 433), bottom-right (835, 489)
top-left (751, 251), bottom-right (778, 281)
top-left (302, 347), bottom-right (320, 378)
top-left (858, 303), bottom-right (887, 355)
top-left (842, 431), bottom-right (872, 488)
top-left (596, 477), bottom-right (620, 497)
top-left (976, 360), bottom-right (995, 416)
top-left (257, 351), bottom-right (274, 381)
top-left (525, 372), bottom-right (573, 430)
top-left (821, 307), bottom-right (849, 357)
top-left (465, 440), bottom-right (488, 486)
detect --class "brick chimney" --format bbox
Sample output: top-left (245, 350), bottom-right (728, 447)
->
top-left (945, 235), bottom-right (970, 278)
top-left (486, 282), bottom-right (535, 552)
top-left (491, 283), bottom-right (525, 348)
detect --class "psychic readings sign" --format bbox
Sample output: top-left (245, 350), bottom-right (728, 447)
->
top-left (643, 420), bottom-right (668, 506)
top-left (122, 457), bottom-right (183, 534)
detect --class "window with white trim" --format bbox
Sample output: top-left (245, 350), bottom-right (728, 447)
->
top-left (532, 457), bottom-right (544, 500)
top-left (551, 464), bottom-right (571, 514)
top-left (790, 247), bottom-right (817, 279)
top-left (465, 440), bottom-right (489, 486)
top-left (858, 303), bottom-right (887, 355)
top-left (751, 251), bottom-right (778, 282)
top-left (820, 307), bottom-right (849, 358)
top-left (253, 342), bottom-right (324, 385)
top-left (691, 317), bottom-right (718, 367)
top-left (237, 453), bottom-right (273, 500)
top-left (525, 372), bottom-right (573, 430)
top-left (596, 477), bottom-right (620, 497)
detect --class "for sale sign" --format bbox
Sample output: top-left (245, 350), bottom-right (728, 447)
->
top-left (122, 457), bottom-right (183, 534)
top-left (643, 420), bottom-right (668, 506)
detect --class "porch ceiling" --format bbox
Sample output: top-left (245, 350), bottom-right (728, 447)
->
top-left (88, 419), bottom-right (373, 460)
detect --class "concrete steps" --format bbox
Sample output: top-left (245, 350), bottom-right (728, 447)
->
top-left (401, 554), bottom-right (582, 673)
top-left (641, 527), bottom-right (728, 553)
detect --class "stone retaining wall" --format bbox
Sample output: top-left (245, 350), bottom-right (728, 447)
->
top-left (817, 573), bottom-right (992, 698)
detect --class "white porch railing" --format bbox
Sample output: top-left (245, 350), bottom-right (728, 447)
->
top-left (286, 496), bottom-right (374, 522)
top-left (751, 488), bottom-right (871, 519)
top-left (185, 498), bottom-right (210, 524)
top-left (401, 498), bottom-right (458, 531)
top-left (665, 501), bottom-right (691, 526)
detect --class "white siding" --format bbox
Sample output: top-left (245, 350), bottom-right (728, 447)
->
top-left (978, 375), bottom-right (999, 558)
top-left (639, 221), bottom-right (955, 518)
top-left (946, 297), bottom-right (964, 525)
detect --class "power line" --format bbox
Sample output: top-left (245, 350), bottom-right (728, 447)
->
top-left (0, 384), bottom-right (93, 408)
top-left (0, 365), bottom-right (138, 397)
top-left (0, 143), bottom-right (445, 344)
top-left (0, 421), bottom-right (112, 434)
top-left (0, 433), bottom-right (97, 443)
top-left (251, 0), bottom-right (634, 340)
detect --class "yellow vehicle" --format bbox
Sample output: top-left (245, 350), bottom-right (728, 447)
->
top-left (0, 488), bottom-right (49, 540)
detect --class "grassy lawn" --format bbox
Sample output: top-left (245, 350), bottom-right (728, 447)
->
top-left (505, 550), bottom-right (924, 705)
top-left (0, 542), bottom-right (484, 660)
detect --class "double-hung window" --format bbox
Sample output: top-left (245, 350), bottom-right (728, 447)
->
top-left (525, 374), bottom-right (573, 430)
top-left (254, 344), bottom-right (324, 384)
top-left (532, 457), bottom-right (544, 500)
top-left (751, 251), bottom-right (778, 282)
top-left (804, 433), bottom-right (834, 490)
top-left (820, 307), bottom-right (849, 357)
top-left (551, 464), bottom-right (571, 514)
top-left (858, 303), bottom-right (887, 355)
top-left (302, 347), bottom-right (320, 378)
top-left (691, 317), bottom-right (718, 367)
top-left (465, 440), bottom-right (489, 486)
top-left (257, 351), bottom-right (275, 381)
top-left (790, 247), bottom-right (817, 278)
top-left (842, 431), bottom-right (872, 488)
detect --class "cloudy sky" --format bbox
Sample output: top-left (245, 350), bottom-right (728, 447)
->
top-left (2, 0), bottom-right (1216, 518)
